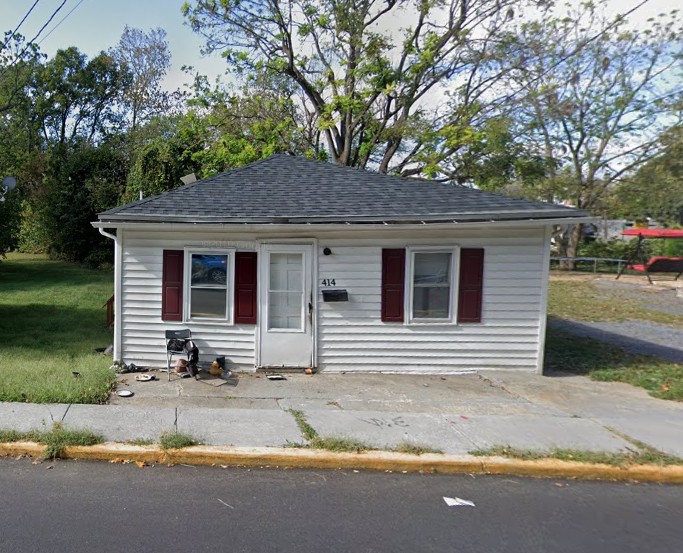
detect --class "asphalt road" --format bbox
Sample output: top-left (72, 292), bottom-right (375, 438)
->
top-left (0, 458), bottom-right (680, 553)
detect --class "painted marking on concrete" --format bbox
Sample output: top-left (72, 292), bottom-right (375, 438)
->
top-left (359, 416), bottom-right (410, 429)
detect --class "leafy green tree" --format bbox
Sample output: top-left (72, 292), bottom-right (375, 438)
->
top-left (123, 112), bottom-right (206, 202)
top-left (182, 0), bottom-right (537, 175)
top-left (614, 125), bottom-right (683, 226)
top-left (13, 47), bottom-right (132, 259)
top-left (188, 71), bottom-right (327, 170)
top-left (492, 3), bottom-right (683, 259)
top-left (34, 47), bottom-right (130, 147)
top-left (124, 71), bottom-right (328, 201)
top-left (38, 139), bottom-right (130, 264)
top-left (0, 33), bottom-right (44, 257)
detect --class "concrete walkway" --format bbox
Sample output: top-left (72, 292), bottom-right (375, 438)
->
top-left (3, 370), bottom-right (682, 459)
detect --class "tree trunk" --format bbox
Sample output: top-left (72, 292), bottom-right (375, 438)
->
top-left (556, 223), bottom-right (583, 270)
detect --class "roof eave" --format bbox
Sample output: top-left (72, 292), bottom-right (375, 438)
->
top-left (93, 215), bottom-right (595, 232)
top-left (97, 209), bottom-right (589, 225)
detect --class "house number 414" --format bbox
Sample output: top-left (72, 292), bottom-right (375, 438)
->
top-left (321, 279), bottom-right (336, 286)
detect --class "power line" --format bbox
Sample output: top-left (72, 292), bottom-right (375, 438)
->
top-left (38, 0), bottom-right (86, 45)
top-left (24, 0), bottom-right (68, 48)
top-left (0, 0), bottom-right (68, 78)
top-left (1, 0), bottom-right (41, 52)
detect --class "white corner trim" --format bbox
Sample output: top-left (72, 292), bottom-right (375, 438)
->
top-left (97, 227), bottom-right (122, 361)
top-left (536, 225), bottom-right (552, 375)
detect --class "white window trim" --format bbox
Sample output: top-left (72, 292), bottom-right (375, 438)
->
top-left (405, 246), bottom-right (460, 325)
top-left (183, 247), bottom-right (235, 325)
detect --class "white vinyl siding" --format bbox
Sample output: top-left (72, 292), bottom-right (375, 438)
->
top-left (120, 231), bottom-right (257, 370)
top-left (117, 226), bottom-right (549, 373)
top-left (317, 229), bottom-right (547, 373)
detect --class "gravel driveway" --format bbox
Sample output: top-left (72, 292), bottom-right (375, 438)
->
top-left (550, 275), bottom-right (683, 363)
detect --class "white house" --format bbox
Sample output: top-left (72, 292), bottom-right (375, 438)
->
top-left (93, 154), bottom-right (589, 374)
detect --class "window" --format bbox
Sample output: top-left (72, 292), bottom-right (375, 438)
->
top-left (188, 251), bottom-right (231, 321)
top-left (268, 252), bottom-right (304, 330)
top-left (162, 249), bottom-right (257, 324)
top-left (408, 249), bottom-right (457, 322)
top-left (381, 247), bottom-right (484, 325)
top-left (412, 252), bottom-right (452, 319)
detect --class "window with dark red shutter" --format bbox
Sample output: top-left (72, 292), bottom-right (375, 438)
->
top-left (162, 250), bottom-right (184, 321)
top-left (234, 251), bottom-right (257, 324)
top-left (381, 248), bottom-right (405, 322)
top-left (457, 248), bottom-right (484, 323)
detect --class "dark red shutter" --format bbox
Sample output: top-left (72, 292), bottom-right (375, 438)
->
top-left (381, 248), bottom-right (405, 322)
top-left (234, 251), bottom-right (257, 324)
top-left (457, 248), bottom-right (484, 323)
top-left (162, 250), bottom-right (184, 321)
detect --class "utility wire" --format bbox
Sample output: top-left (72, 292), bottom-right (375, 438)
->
top-left (1, 0), bottom-right (41, 52)
top-left (24, 0), bottom-right (68, 49)
top-left (38, 0), bottom-right (86, 45)
top-left (0, 0), bottom-right (68, 78)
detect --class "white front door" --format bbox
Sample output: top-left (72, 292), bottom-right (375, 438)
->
top-left (259, 244), bottom-right (314, 368)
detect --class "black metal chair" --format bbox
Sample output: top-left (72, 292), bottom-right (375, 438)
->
top-left (165, 329), bottom-right (191, 381)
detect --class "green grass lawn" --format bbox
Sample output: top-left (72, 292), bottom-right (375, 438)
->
top-left (546, 273), bottom-right (683, 401)
top-left (0, 253), bottom-right (115, 403)
top-left (544, 325), bottom-right (683, 401)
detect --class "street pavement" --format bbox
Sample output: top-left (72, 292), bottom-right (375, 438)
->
top-left (2, 458), bottom-right (681, 553)
top-left (2, 369), bottom-right (682, 459)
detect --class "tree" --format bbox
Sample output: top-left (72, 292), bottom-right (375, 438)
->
top-left (34, 47), bottom-right (130, 147)
top-left (188, 70), bottom-right (327, 171)
top-left (38, 138), bottom-right (130, 264)
top-left (614, 125), bottom-right (683, 226)
top-left (14, 47), bottom-right (131, 259)
top-left (112, 26), bottom-right (172, 132)
top-left (0, 33), bottom-right (44, 257)
top-left (123, 112), bottom-right (206, 202)
top-left (491, 3), bottom-right (683, 259)
top-left (182, 0), bottom-right (539, 175)
top-left (123, 71), bottom-right (328, 202)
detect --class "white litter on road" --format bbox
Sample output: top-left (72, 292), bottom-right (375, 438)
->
top-left (443, 496), bottom-right (476, 507)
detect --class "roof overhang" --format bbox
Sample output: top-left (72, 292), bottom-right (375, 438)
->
top-left (97, 208), bottom-right (587, 225)
top-left (93, 215), bottom-right (595, 233)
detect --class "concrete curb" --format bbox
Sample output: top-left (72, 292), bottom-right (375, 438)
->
top-left (2, 442), bottom-right (683, 483)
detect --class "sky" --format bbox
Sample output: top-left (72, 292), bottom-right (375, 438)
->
top-left (1, 0), bottom-right (680, 92)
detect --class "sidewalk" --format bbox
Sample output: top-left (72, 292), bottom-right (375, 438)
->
top-left (2, 370), bottom-right (682, 472)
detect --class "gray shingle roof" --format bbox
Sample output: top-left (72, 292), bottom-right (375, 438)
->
top-left (98, 154), bottom-right (588, 224)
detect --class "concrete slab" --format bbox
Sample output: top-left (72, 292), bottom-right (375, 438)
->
top-left (277, 398), bottom-right (355, 412)
top-left (599, 415), bottom-right (683, 457)
top-left (177, 408), bottom-right (303, 447)
top-left (0, 402), bottom-right (69, 432)
top-left (483, 370), bottom-right (683, 455)
top-left (112, 372), bottom-right (558, 415)
top-left (452, 415), bottom-right (632, 453)
top-left (225, 398), bottom-right (282, 409)
top-left (303, 409), bottom-right (477, 455)
top-left (0, 402), bottom-right (68, 432)
top-left (64, 405), bottom-right (176, 443)
top-left (110, 372), bottom-right (238, 404)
